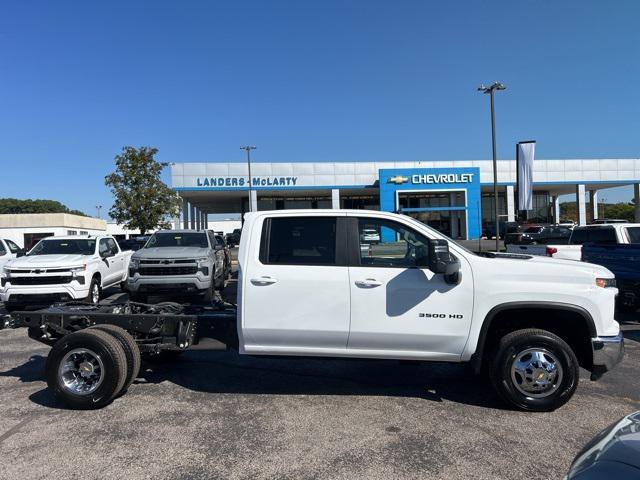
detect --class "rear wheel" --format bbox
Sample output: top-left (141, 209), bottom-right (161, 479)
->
top-left (90, 325), bottom-right (140, 395)
top-left (45, 329), bottom-right (127, 409)
top-left (489, 328), bottom-right (579, 412)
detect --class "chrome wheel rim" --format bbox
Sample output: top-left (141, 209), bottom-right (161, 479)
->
top-left (58, 348), bottom-right (105, 395)
top-left (510, 348), bottom-right (563, 398)
top-left (91, 283), bottom-right (100, 304)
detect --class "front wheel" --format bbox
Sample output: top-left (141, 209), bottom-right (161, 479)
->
top-left (489, 328), bottom-right (579, 412)
top-left (85, 276), bottom-right (101, 305)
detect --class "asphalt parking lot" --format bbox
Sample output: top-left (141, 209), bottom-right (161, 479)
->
top-left (0, 270), bottom-right (639, 480)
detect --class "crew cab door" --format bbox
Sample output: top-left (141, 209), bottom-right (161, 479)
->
top-left (241, 214), bottom-right (350, 352)
top-left (347, 216), bottom-right (473, 360)
top-left (98, 238), bottom-right (124, 286)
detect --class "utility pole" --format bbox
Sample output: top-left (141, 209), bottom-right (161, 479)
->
top-left (95, 205), bottom-right (102, 219)
top-left (240, 146), bottom-right (257, 212)
top-left (478, 82), bottom-right (506, 252)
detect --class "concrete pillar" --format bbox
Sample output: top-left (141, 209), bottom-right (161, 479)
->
top-left (553, 195), bottom-right (560, 224)
top-left (589, 190), bottom-right (598, 222)
top-left (331, 189), bottom-right (340, 209)
top-left (506, 185), bottom-right (515, 222)
top-left (203, 212), bottom-right (208, 230)
top-left (190, 204), bottom-right (196, 230)
top-left (250, 190), bottom-right (258, 212)
top-left (576, 184), bottom-right (586, 226)
top-left (449, 193), bottom-right (459, 239)
top-left (635, 184), bottom-right (640, 223)
top-left (182, 198), bottom-right (189, 229)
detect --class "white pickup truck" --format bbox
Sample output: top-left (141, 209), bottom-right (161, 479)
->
top-left (509, 223), bottom-right (640, 260)
top-left (1, 235), bottom-right (132, 310)
top-left (3, 210), bottom-right (624, 412)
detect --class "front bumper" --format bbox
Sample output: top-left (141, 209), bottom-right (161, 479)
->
top-left (0, 284), bottom-right (89, 304)
top-left (127, 274), bottom-right (211, 293)
top-left (590, 333), bottom-right (625, 380)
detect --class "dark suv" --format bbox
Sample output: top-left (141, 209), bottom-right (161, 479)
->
top-left (505, 225), bottom-right (573, 246)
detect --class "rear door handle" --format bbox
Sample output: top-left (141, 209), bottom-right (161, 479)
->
top-left (250, 276), bottom-right (278, 285)
top-left (355, 278), bottom-right (383, 288)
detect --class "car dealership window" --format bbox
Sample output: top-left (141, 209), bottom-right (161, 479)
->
top-left (261, 217), bottom-right (337, 265)
top-left (357, 218), bottom-right (428, 268)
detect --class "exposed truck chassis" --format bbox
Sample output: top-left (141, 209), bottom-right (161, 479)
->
top-left (2, 300), bottom-right (239, 354)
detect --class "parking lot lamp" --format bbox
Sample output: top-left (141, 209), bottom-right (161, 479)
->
top-left (240, 146), bottom-right (257, 212)
top-left (478, 82), bottom-right (506, 252)
top-left (96, 205), bottom-right (102, 219)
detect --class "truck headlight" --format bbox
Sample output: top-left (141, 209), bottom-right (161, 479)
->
top-left (130, 258), bottom-right (140, 270)
top-left (596, 277), bottom-right (616, 288)
top-left (197, 257), bottom-right (209, 274)
top-left (2, 266), bottom-right (11, 278)
top-left (70, 265), bottom-right (86, 275)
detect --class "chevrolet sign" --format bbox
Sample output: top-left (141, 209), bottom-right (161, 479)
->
top-left (411, 173), bottom-right (474, 184)
top-left (387, 176), bottom-right (409, 185)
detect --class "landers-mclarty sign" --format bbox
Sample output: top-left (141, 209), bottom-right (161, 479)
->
top-left (196, 176), bottom-right (299, 188)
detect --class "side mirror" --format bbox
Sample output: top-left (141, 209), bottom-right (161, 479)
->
top-left (16, 250), bottom-right (26, 258)
top-left (214, 244), bottom-right (223, 251)
top-left (427, 239), bottom-right (461, 283)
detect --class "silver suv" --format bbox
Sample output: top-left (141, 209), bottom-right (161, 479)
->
top-left (127, 230), bottom-right (226, 302)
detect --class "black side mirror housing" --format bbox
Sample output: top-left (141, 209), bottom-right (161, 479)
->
top-left (427, 239), bottom-right (461, 283)
top-left (16, 250), bottom-right (26, 258)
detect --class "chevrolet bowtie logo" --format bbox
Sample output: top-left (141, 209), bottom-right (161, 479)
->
top-left (388, 175), bottom-right (409, 185)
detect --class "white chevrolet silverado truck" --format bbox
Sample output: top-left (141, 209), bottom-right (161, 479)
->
top-left (1, 235), bottom-right (132, 310)
top-left (2, 210), bottom-right (624, 412)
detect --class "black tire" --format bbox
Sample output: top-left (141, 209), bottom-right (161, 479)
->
top-left (85, 276), bottom-right (101, 305)
top-left (201, 281), bottom-right (214, 302)
top-left (489, 328), bottom-right (579, 412)
top-left (90, 325), bottom-right (141, 394)
top-left (45, 329), bottom-right (128, 409)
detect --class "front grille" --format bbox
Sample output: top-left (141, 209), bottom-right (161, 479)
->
top-left (9, 276), bottom-right (73, 285)
top-left (138, 266), bottom-right (198, 276)
top-left (140, 259), bottom-right (196, 265)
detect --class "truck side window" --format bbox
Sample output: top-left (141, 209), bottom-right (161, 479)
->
top-left (261, 217), bottom-right (337, 265)
top-left (626, 227), bottom-right (640, 244)
top-left (5, 239), bottom-right (20, 253)
top-left (0, 242), bottom-right (6, 256)
top-left (106, 238), bottom-right (119, 255)
top-left (357, 218), bottom-right (429, 268)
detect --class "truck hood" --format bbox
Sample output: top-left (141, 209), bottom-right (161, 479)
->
top-left (133, 247), bottom-right (210, 260)
top-left (6, 254), bottom-right (90, 269)
top-left (485, 253), bottom-right (614, 279)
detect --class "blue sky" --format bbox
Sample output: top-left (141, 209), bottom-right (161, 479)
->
top-left (1, 0), bottom-right (639, 217)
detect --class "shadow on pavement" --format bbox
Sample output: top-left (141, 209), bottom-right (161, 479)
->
top-left (0, 354), bottom-right (45, 382)
top-left (135, 350), bottom-right (509, 411)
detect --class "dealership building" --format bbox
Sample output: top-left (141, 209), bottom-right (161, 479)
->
top-left (171, 159), bottom-right (640, 240)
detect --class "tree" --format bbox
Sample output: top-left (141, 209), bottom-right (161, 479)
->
top-left (105, 146), bottom-right (181, 234)
top-left (0, 198), bottom-right (87, 216)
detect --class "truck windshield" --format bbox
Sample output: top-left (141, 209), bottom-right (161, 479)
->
top-left (28, 239), bottom-right (96, 256)
top-left (145, 232), bottom-right (208, 248)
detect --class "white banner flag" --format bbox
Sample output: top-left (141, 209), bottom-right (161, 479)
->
top-left (517, 142), bottom-right (535, 211)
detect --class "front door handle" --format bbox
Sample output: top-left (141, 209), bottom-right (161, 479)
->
top-left (355, 278), bottom-right (383, 288)
top-left (251, 276), bottom-right (278, 285)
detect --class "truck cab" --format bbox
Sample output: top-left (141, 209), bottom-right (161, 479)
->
top-left (238, 210), bottom-right (623, 410)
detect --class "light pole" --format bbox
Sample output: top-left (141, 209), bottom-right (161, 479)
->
top-left (478, 81), bottom-right (506, 252)
top-left (95, 205), bottom-right (102, 219)
top-left (240, 146), bottom-right (257, 212)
